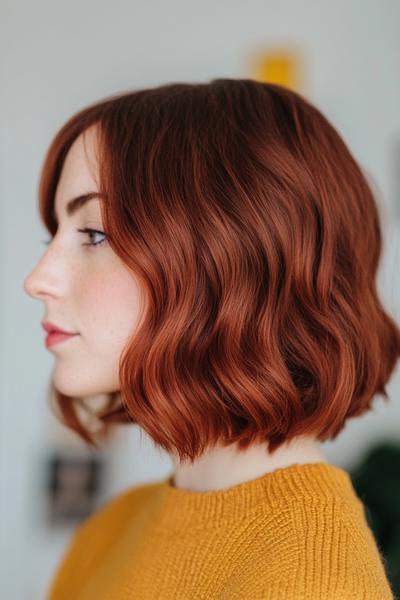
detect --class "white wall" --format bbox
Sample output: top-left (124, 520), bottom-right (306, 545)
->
top-left (1, 0), bottom-right (400, 598)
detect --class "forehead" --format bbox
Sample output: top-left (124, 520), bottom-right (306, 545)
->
top-left (54, 127), bottom-right (101, 219)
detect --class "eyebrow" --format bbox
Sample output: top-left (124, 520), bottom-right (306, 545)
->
top-left (52, 192), bottom-right (105, 222)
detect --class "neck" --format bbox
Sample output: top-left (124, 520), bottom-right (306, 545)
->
top-left (170, 435), bottom-right (328, 492)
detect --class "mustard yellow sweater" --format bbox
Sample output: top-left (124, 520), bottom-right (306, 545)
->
top-left (47, 462), bottom-right (395, 599)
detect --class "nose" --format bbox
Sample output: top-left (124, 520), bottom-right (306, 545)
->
top-left (23, 264), bottom-right (50, 300)
top-left (23, 247), bottom-right (62, 300)
top-left (23, 268), bottom-right (42, 299)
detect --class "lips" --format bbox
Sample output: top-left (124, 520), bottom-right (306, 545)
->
top-left (41, 321), bottom-right (77, 335)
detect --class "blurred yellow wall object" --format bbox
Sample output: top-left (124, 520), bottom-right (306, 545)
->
top-left (249, 45), bottom-right (305, 93)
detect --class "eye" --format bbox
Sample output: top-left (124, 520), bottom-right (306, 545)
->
top-left (42, 228), bottom-right (108, 248)
top-left (77, 228), bottom-right (108, 248)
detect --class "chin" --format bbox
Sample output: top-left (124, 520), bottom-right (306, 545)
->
top-left (52, 361), bottom-right (120, 398)
top-left (52, 370), bottom-right (111, 400)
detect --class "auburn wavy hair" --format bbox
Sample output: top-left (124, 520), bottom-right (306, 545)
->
top-left (38, 78), bottom-right (400, 463)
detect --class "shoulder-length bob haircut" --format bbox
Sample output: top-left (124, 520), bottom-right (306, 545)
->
top-left (38, 78), bottom-right (400, 463)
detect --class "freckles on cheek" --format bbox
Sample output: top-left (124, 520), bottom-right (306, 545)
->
top-left (79, 272), bottom-right (113, 325)
top-left (79, 260), bottom-right (142, 333)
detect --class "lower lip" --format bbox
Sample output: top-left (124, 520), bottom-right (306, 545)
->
top-left (45, 332), bottom-right (79, 348)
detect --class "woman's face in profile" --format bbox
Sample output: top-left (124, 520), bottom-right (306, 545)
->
top-left (23, 126), bottom-right (142, 398)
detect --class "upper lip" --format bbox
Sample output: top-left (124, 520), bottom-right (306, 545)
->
top-left (41, 321), bottom-right (77, 335)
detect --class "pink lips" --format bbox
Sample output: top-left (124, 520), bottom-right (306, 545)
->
top-left (45, 331), bottom-right (79, 348)
top-left (41, 321), bottom-right (79, 348)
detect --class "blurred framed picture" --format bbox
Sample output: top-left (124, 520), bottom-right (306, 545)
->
top-left (45, 451), bottom-right (104, 526)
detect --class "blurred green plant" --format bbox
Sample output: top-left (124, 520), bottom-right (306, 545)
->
top-left (349, 441), bottom-right (400, 598)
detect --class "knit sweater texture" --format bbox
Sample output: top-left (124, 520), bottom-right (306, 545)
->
top-left (47, 462), bottom-right (395, 599)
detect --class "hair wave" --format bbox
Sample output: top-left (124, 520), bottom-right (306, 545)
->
top-left (38, 78), bottom-right (400, 462)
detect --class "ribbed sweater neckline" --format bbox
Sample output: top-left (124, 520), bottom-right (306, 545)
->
top-left (152, 462), bottom-right (356, 531)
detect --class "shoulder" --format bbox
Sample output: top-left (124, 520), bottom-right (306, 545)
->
top-left (70, 477), bottom-right (164, 543)
top-left (292, 495), bottom-right (393, 595)
top-left (47, 477), bottom-right (165, 598)
top-left (227, 495), bottom-right (395, 599)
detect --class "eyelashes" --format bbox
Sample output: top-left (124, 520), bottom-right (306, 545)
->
top-left (77, 228), bottom-right (107, 247)
top-left (43, 228), bottom-right (108, 248)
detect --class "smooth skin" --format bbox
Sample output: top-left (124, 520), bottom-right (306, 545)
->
top-left (24, 126), bottom-right (143, 398)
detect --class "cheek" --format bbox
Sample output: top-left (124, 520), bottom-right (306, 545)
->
top-left (80, 266), bottom-right (142, 351)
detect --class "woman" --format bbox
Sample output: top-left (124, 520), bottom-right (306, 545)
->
top-left (24, 78), bottom-right (399, 599)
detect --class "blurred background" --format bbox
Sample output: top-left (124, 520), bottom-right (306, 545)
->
top-left (1, 0), bottom-right (400, 598)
